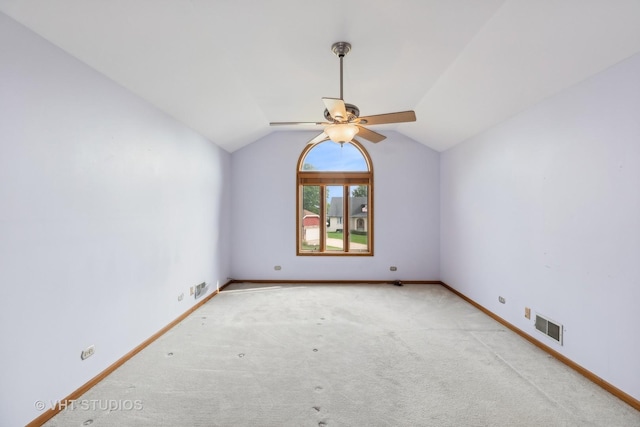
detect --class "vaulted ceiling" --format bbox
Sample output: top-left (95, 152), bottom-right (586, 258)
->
top-left (2, 0), bottom-right (640, 153)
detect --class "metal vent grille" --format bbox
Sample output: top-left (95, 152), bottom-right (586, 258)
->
top-left (535, 314), bottom-right (563, 345)
top-left (194, 282), bottom-right (207, 299)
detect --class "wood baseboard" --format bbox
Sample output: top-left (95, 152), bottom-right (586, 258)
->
top-left (438, 281), bottom-right (640, 412)
top-left (27, 282), bottom-right (231, 427)
top-left (228, 279), bottom-right (442, 285)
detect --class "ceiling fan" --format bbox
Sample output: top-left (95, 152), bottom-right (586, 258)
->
top-left (269, 42), bottom-right (417, 145)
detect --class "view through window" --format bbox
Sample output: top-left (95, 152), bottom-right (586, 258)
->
top-left (297, 141), bottom-right (373, 255)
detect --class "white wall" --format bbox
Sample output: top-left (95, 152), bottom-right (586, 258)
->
top-left (440, 53), bottom-right (640, 400)
top-left (0, 14), bottom-right (231, 426)
top-left (230, 131), bottom-right (440, 281)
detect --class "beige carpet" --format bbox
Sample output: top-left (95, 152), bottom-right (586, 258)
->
top-left (44, 283), bottom-right (640, 426)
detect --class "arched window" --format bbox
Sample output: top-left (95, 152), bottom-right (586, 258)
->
top-left (297, 140), bottom-right (373, 255)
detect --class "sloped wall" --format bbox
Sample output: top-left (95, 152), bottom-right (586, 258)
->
top-left (0, 14), bottom-right (231, 427)
top-left (440, 53), bottom-right (640, 401)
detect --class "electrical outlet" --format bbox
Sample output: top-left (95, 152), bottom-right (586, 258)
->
top-left (274, 265), bottom-right (282, 271)
top-left (525, 307), bottom-right (531, 319)
top-left (178, 293), bottom-right (184, 301)
top-left (498, 296), bottom-right (506, 304)
top-left (390, 266), bottom-right (397, 271)
top-left (81, 345), bottom-right (95, 360)
top-left (190, 286), bottom-right (194, 296)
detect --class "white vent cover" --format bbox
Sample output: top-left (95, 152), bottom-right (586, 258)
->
top-left (535, 313), bottom-right (563, 345)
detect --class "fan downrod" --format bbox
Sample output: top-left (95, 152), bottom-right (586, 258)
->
top-left (330, 42), bottom-right (355, 112)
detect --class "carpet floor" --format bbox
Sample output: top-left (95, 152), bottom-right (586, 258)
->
top-left (44, 283), bottom-right (640, 426)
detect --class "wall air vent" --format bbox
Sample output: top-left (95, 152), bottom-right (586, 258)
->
top-left (535, 313), bottom-right (563, 345)
top-left (194, 282), bottom-right (207, 299)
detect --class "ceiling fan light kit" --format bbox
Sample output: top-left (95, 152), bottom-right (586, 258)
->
top-left (269, 42), bottom-right (416, 145)
top-left (325, 123), bottom-right (359, 143)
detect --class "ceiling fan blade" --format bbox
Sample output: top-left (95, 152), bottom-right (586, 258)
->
top-left (356, 125), bottom-right (386, 143)
top-left (358, 110), bottom-right (416, 125)
top-left (307, 132), bottom-right (329, 145)
top-left (270, 121), bottom-right (329, 126)
top-left (322, 97), bottom-right (348, 122)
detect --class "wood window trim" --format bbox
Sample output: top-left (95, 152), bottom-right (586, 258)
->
top-left (296, 141), bottom-right (374, 256)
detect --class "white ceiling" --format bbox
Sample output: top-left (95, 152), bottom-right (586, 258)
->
top-left (2, 0), bottom-right (640, 153)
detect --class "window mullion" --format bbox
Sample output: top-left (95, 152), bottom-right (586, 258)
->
top-left (343, 185), bottom-right (350, 253)
top-left (319, 186), bottom-right (326, 253)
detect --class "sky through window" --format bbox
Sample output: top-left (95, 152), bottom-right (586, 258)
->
top-left (302, 141), bottom-right (368, 171)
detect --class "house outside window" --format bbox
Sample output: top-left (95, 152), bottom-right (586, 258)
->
top-left (297, 140), bottom-right (373, 255)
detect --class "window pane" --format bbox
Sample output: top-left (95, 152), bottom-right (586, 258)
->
top-left (349, 185), bottom-right (369, 252)
top-left (301, 186), bottom-right (320, 251)
top-left (325, 185), bottom-right (344, 252)
top-left (302, 141), bottom-right (368, 171)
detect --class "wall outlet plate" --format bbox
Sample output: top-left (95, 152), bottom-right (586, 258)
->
top-left (498, 296), bottom-right (506, 304)
top-left (81, 345), bottom-right (95, 360)
top-left (390, 266), bottom-right (397, 271)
